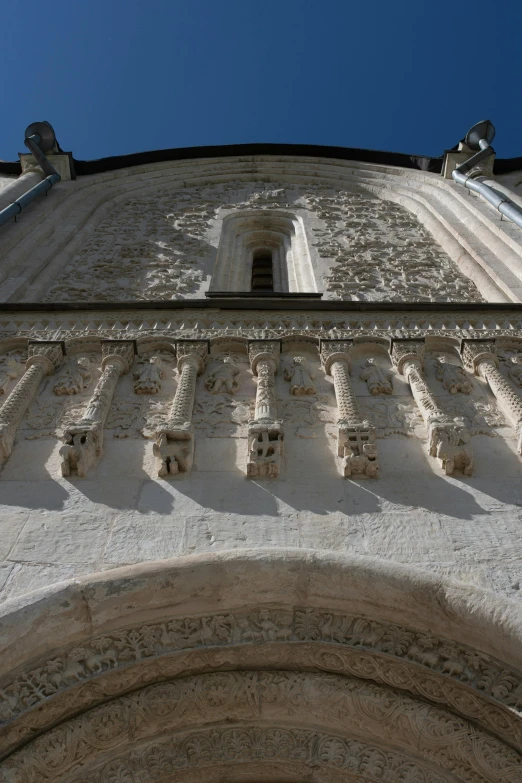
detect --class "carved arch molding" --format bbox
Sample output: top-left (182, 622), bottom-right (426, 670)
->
top-left (0, 550), bottom-right (521, 782)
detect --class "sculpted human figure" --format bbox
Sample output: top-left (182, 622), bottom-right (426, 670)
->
top-left (205, 357), bottom-right (240, 395)
top-left (434, 357), bottom-right (472, 394)
top-left (284, 356), bottom-right (316, 396)
top-left (54, 357), bottom-right (92, 395)
top-left (0, 356), bottom-right (21, 395)
top-left (507, 356), bottom-right (522, 387)
top-left (134, 357), bottom-right (166, 395)
top-left (360, 359), bottom-right (393, 395)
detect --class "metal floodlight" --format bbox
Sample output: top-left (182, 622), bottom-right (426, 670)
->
top-left (24, 121), bottom-right (57, 153)
top-left (464, 120), bottom-right (496, 150)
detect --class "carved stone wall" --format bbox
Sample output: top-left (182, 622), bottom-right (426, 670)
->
top-left (42, 182), bottom-right (483, 302)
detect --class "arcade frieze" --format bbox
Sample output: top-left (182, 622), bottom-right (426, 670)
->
top-left (0, 334), bottom-right (518, 478)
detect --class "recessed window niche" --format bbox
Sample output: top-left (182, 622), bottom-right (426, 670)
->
top-left (210, 210), bottom-right (317, 293)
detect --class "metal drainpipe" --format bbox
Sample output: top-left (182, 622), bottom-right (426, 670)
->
top-left (0, 122), bottom-right (61, 229)
top-left (452, 120), bottom-right (522, 230)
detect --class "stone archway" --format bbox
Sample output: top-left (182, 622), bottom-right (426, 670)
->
top-left (0, 550), bottom-right (521, 781)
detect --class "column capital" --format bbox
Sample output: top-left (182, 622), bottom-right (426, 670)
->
top-left (26, 341), bottom-right (65, 375)
top-left (176, 340), bottom-right (209, 374)
top-left (320, 339), bottom-right (353, 376)
top-left (248, 340), bottom-right (281, 376)
top-left (390, 339), bottom-right (425, 375)
top-left (461, 340), bottom-right (497, 375)
top-left (101, 340), bottom-right (136, 374)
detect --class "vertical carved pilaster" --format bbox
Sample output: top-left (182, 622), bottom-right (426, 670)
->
top-left (60, 341), bottom-right (135, 477)
top-left (391, 340), bottom-right (473, 476)
top-left (462, 340), bottom-right (522, 454)
top-left (154, 341), bottom-right (208, 477)
top-left (321, 340), bottom-right (378, 478)
top-left (247, 341), bottom-right (283, 478)
top-left (0, 341), bottom-right (64, 463)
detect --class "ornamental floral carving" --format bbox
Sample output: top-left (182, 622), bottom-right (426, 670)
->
top-left (2, 605), bottom-right (520, 734)
top-left (42, 181), bottom-right (482, 303)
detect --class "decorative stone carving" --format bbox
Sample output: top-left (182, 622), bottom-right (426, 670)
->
top-left (154, 341), bottom-right (208, 476)
top-left (305, 190), bottom-right (484, 303)
top-left (0, 352), bottom-right (25, 396)
top-left (321, 340), bottom-right (378, 477)
top-left (0, 341), bottom-right (64, 463)
top-left (391, 340), bottom-right (473, 475)
top-left (2, 603), bottom-right (521, 757)
top-left (462, 340), bottom-right (522, 453)
top-left (434, 356), bottom-right (472, 394)
top-left (507, 356), bottom-right (522, 387)
top-left (53, 357), bottom-right (92, 395)
top-left (59, 341), bottom-right (135, 477)
top-left (77, 725), bottom-right (455, 783)
top-left (360, 358), bottom-right (393, 395)
top-left (204, 357), bottom-right (240, 394)
top-left (247, 341), bottom-right (283, 478)
top-left (42, 181), bottom-right (482, 303)
top-left (283, 356), bottom-right (316, 395)
top-left (2, 670), bottom-right (520, 783)
top-left (133, 357), bottom-right (166, 394)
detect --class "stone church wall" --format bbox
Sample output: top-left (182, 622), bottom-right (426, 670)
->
top-left (0, 155), bottom-right (521, 606)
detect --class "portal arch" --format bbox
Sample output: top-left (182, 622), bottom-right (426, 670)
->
top-left (0, 550), bottom-right (520, 780)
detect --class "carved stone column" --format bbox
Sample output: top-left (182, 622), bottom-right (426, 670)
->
top-left (462, 340), bottom-right (522, 453)
top-left (321, 340), bottom-right (378, 478)
top-left (154, 340), bottom-right (208, 477)
top-left (247, 341), bottom-right (283, 478)
top-left (391, 340), bottom-right (473, 476)
top-left (60, 341), bottom-right (135, 477)
top-left (0, 341), bottom-right (64, 464)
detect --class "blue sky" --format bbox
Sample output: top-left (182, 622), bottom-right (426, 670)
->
top-left (2, 0), bottom-right (521, 161)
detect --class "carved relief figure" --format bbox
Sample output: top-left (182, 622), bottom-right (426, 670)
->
top-left (53, 357), bottom-right (92, 395)
top-left (0, 355), bottom-right (22, 395)
top-left (205, 357), bottom-right (240, 394)
top-left (133, 357), bottom-right (166, 394)
top-left (284, 356), bottom-right (316, 396)
top-left (360, 359), bottom-right (393, 395)
top-left (434, 357), bottom-right (472, 394)
top-left (507, 356), bottom-right (522, 387)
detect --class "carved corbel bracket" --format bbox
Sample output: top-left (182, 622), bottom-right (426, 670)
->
top-left (320, 340), bottom-right (378, 478)
top-left (462, 340), bottom-right (522, 454)
top-left (390, 339), bottom-right (425, 376)
top-left (176, 340), bottom-right (209, 374)
top-left (248, 340), bottom-right (281, 375)
top-left (27, 340), bottom-right (66, 375)
top-left (101, 340), bottom-right (136, 374)
top-left (461, 340), bottom-right (497, 376)
top-left (0, 341), bottom-right (65, 464)
top-left (154, 341), bottom-right (209, 478)
top-left (320, 339), bottom-right (353, 376)
top-left (247, 340), bottom-right (283, 478)
top-left (60, 341), bottom-right (136, 478)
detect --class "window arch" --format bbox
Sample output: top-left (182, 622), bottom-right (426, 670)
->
top-left (210, 210), bottom-right (317, 293)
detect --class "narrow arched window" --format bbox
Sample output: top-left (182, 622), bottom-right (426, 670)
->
top-left (251, 249), bottom-right (274, 292)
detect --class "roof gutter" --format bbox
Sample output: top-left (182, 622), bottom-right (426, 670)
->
top-left (0, 122), bottom-right (61, 229)
top-left (452, 120), bottom-right (522, 230)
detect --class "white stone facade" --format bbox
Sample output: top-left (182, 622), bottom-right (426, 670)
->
top-left (0, 149), bottom-right (521, 781)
